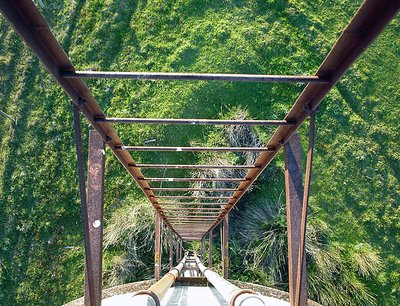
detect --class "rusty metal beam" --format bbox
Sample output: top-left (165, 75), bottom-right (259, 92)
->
top-left (201, 237), bottom-right (206, 259)
top-left (61, 71), bottom-right (328, 83)
top-left (169, 231), bottom-right (174, 269)
top-left (175, 240), bottom-right (179, 263)
top-left (0, 0), bottom-right (181, 239)
top-left (84, 131), bottom-right (105, 306)
top-left (222, 215), bottom-right (229, 279)
top-left (156, 196), bottom-right (232, 200)
top-left (295, 112), bottom-right (316, 306)
top-left (284, 133), bottom-right (307, 305)
top-left (162, 208), bottom-right (225, 211)
top-left (168, 218), bottom-right (219, 221)
top-left (96, 117), bottom-right (294, 126)
top-left (209, 230), bottom-right (213, 269)
top-left (206, 0), bottom-right (400, 233)
top-left (165, 212), bottom-right (221, 215)
top-left (150, 187), bottom-right (239, 192)
top-left (155, 213), bottom-right (162, 280)
top-left (134, 164), bottom-right (258, 169)
top-left (72, 106), bottom-right (96, 306)
top-left (158, 202), bottom-right (228, 206)
top-left (120, 146), bottom-right (274, 152)
top-left (142, 177), bottom-right (247, 182)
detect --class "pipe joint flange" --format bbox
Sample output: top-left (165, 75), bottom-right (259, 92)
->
top-left (229, 289), bottom-right (257, 306)
top-left (168, 268), bottom-right (181, 280)
top-left (133, 290), bottom-right (160, 306)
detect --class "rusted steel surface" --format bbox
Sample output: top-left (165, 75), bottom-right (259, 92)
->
top-left (158, 202), bottom-right (228, 206)
top-left (142, 177), bottom-right (246, 182)
top-left (164, 212), bottom-right (222, 216)
top-left (156, 196), bottom-right (232, 199)
top-left (162, 207), bottom-right (225, 211)
top-left (72, 106), bottom-right (96, 306)
top-left (284, 133), bottom-right (307, 305)
top-left (175, 240), bottom-right (179, 263)
top-left (169, 231), bottom-right (174, 269)
top-left (222, 215), bottom-right (229, 279)
top-left (62, 71), bottom-right (328, 83)
top-left (295, 112), bottom-right (316, 306)
top-left (201, 238), bottom-right (206, 259)
top-left (120, 146), bottom-right (274, 152)
top-left (150, 187), bottom-right (238, 192)
top-left (206, 0), bottom-right (400, 234)
top-left (134, 164), bottom-right (258, 169)
top-left (96, 117), bottom-right (294, 126)
top-left (208, 230), bottom-right (213, 269)
top-left (155, 213), bottom-right (162, 280)
top-left (84, 131), bottom-right (105, 306)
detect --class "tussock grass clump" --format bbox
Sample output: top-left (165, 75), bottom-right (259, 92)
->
top-left (235, 197), bottom-right (381, 306)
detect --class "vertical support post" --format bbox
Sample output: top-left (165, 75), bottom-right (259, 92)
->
top-left (222, 214), bottom-right (229, 279)
top-left (175, 239), bottom-right (179, 263)
top-left (154, 213), bottom-right (161, 280)
top-left (179, 240), bottom-right (183, 259)
top-left (169, 230), bottom-right (174, 269)
top-left (295, 112), bottom-right (316, 306)
top-left (84, 131), bottom-right (105, 306)
top-left (201, 237), bottom-right (206, 259)
top-left (284, 132), bottom-right (307, 306)
top-left (208, 230), bottom-right (213, 269)
top-left (72, 105), bottom-right (96, 306)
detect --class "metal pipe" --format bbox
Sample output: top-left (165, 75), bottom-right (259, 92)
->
top-left (132, 255), bottom-right (188, 305)
top-left (61, 70), bottom-right (328, 83)
top-left (195, 256), bottom-right (264, 306)
top-left (96, 117), bottom-right (294, 126)
top-left (120, 146), bottom-right (274, 152)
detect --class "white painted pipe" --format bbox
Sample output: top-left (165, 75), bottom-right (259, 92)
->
top-left (131, 254), bottom-right (188, 305)
top-left (195, 256), bottom-right (265, 306)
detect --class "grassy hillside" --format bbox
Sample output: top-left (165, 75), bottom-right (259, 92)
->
top-left (0, 0), bottom-right (398, 305)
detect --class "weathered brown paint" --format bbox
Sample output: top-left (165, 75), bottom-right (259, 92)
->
top-left (222, 215), bottom-right (229, 279)
top-left (208, 230), bottom-right (213, 269)
top-left (169, 230), bottom-right (174, 269)
top-left (284, 133), bottom-right (307, 305)
top-left (155, 213), bottom-right (162, 280)
top-left (72, 107), bottom-right (96, 306)
top-left (84, 131), bottom-right (105, 306)
top-left (175, 240), bottom-right (179, 263)
top-left (201, 237), bottom-right (206, 259)
top-left (63, 71), bottom-right (327, 83)
top-left (295, 113), bottom-right (316, 306)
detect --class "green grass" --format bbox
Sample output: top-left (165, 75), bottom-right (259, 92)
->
top-left (0, 0), bottom-right (399, 305)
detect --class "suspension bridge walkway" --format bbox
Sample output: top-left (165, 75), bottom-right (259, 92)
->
top-left (1, 0), bottom-right (398, 305)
